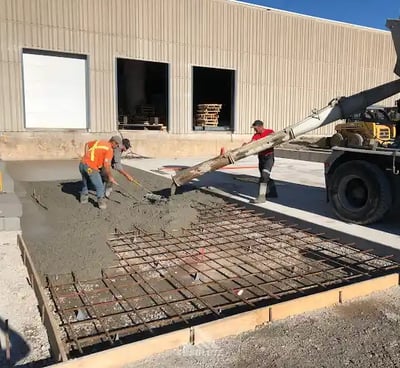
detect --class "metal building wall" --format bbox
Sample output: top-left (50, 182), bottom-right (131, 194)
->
top-left (0, 0), bottom-right (396, 135)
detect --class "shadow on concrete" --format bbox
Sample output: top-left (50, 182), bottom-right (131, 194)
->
top-left (178, 170), bottom-right (400, 237)
top-left (59, 181), bottom-right (81, 201)
top-left (0, 317), bottom-right (30, 366)
top-left (60, 180), bottom-right (129, 207)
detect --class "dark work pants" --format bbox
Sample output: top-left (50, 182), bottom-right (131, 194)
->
top-left (258, 154), bottom-right (274, 183)
top-left (258, 154), bottom-right (277, 197)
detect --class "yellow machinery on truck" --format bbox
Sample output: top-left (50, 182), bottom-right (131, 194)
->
top-left (330, 106), bottom-right (398, 147)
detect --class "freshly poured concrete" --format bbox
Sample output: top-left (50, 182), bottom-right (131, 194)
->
top-left (7, 156), bottom-right (400, 282)
top-left (9, 161), bottom-right (223, 280)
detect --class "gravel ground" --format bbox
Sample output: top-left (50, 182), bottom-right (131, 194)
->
top-left (0, 231), bottom-right (51, 367)
top-left (131, 286), bottom-right (400, 368)
top-left (18, 166), bottom-right (223, 280)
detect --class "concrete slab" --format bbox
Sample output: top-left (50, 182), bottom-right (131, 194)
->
top-left (0, 193), bottom-right (23, 217)
top-left (5, 160), bottom-right (81, 182)
top-left (122, 156), bottom-right (400, 253)
top-left (0, 161), bottom-right (15, 193)
top-left (0, 217), bottom-right (21, 231)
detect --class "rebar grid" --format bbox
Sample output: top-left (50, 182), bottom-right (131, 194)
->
top-left (47, 201), bottom-right (399, 356)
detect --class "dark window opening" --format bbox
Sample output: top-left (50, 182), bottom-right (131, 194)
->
top-left (193, 66), bottom-right (235, 131)
top-left (117, 59), bottom-right (168, 131)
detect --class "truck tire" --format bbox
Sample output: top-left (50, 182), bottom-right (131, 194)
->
top-left (347, 133), bottom-right (364, 147)
top-left (330, 133), bottom-right (344, 147)
top-left (328, 160), bottom-right (392, 224)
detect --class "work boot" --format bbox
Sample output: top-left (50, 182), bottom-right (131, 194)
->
top-left (98, 197), bottom-right (107, 210)
top-left (251, 183), bottom-right (267, 204)
top-left (267, 179), bottom-right (278, 198)
top-left (80, 193), bottom-right (89, 204)
top-left (105, 186), bottom-right (113, 198)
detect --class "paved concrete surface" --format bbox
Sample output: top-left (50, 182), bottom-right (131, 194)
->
top-left (0, 161), bottom-right (22, 231)
top-left (123, 156), bottom-right (400, 254)
top-left (5, 160), bottom-right (81, 182)
top-left (0, 231), bottom-right (50, 367)
top-left (0, 161), bottom-right (15, 192)
top-left (132, 287), bottom-right (400, 368)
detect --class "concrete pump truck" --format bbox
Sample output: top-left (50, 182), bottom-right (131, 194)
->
top-left (171, 18), bottom-right (400, 225)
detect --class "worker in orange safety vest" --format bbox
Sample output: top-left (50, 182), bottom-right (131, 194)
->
top-left (79, 136), bottom-right (120, 209)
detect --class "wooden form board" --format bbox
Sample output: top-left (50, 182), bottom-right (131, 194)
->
top-left (49, 273), bottom-right (399, 368)
top-left (17, 235), bottom-right (68, 362)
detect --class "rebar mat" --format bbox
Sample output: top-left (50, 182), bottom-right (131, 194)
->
top-left (46, 201), bottom-right (399, 356)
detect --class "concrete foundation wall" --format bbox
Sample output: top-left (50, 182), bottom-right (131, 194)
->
top-left (0, 131), bottom-right (254, 160)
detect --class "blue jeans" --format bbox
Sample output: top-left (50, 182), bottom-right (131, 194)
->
top-left (79, 162), bottom-right (105, 199)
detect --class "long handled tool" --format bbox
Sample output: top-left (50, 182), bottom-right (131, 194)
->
top-left (130, 178), bottom-right (167, 203)
top-left (115, 184), bottom-right (140, 202)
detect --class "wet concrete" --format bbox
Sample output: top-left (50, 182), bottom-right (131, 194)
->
top-left (12, 161), bottom-right (223, 280)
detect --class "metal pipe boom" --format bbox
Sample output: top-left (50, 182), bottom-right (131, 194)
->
top-left (172, 18), bottom-right (400, 190)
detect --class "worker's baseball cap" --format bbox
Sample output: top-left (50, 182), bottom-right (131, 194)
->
top-left (252, 120), bottom-right (264, 127)
top-left (122, 138), bottom-right (131, 150)
top-left (110, 135), bottom-right (122, 145)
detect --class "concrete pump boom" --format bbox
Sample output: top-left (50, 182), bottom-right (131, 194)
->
top-left (171, 18), bottom-right (400, 192)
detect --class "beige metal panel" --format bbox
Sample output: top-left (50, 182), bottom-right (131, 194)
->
top-left (0, 60), bottom-right (23, 131)
top-left (0, 0), bottom-right (6, 21)
top-left (0, 0), bottom-right (397, 135)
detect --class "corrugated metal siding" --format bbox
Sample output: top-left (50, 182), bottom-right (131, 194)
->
top-left (0, 0), bottom-right (396, 135)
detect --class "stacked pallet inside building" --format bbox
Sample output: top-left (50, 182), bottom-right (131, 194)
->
top-left (195, 104), bottom-right (222, 126)
top-left (118, 104), bottom-right (167, 131)
top-left (137, 104), bottom-right (156, 117)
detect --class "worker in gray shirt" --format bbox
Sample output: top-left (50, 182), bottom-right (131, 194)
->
top-left (103, 136), bottom-right (135, 198)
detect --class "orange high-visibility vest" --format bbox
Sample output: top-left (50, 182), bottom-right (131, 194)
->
top-left (81, 140), bottom-right (113, 170)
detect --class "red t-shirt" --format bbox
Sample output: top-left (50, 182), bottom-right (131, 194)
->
top-left (251, 129), bottom-right (274, 156)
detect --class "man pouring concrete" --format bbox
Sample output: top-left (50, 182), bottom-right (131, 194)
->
top-left (79, 136), bottom-right (122, 209)
top-left (247, 120), bottom-right (278, 203)
top-left (102, 136), bottom-right (135, 198)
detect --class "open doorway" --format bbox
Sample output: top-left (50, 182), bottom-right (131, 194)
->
top-left (117, 59), bottom-right (168, 131)
top-left (193, 66), bottom-right (235, 131)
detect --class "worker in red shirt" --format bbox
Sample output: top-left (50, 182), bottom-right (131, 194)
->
top-left (79, 136), bottom-right (120, 209)
top-left (249, 120), bottom-right (278, 203)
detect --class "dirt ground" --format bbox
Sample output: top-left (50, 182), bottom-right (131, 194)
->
top-left (131, 286), bottom-right (400, 368)
top-left (17, 167), bottom-right (223, 280)
top-left (0, 232), bottom-right (51, 367)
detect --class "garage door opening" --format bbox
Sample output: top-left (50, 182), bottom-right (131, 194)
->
top-left (193, 66), bottom-right (235, 131)
top-left (117, 59), bottom-right (168, 131)
top-left (22, 49), bottom-right (88, 130)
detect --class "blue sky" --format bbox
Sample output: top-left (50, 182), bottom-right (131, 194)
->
top-left (242, 0), bottom-right (400, 30)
